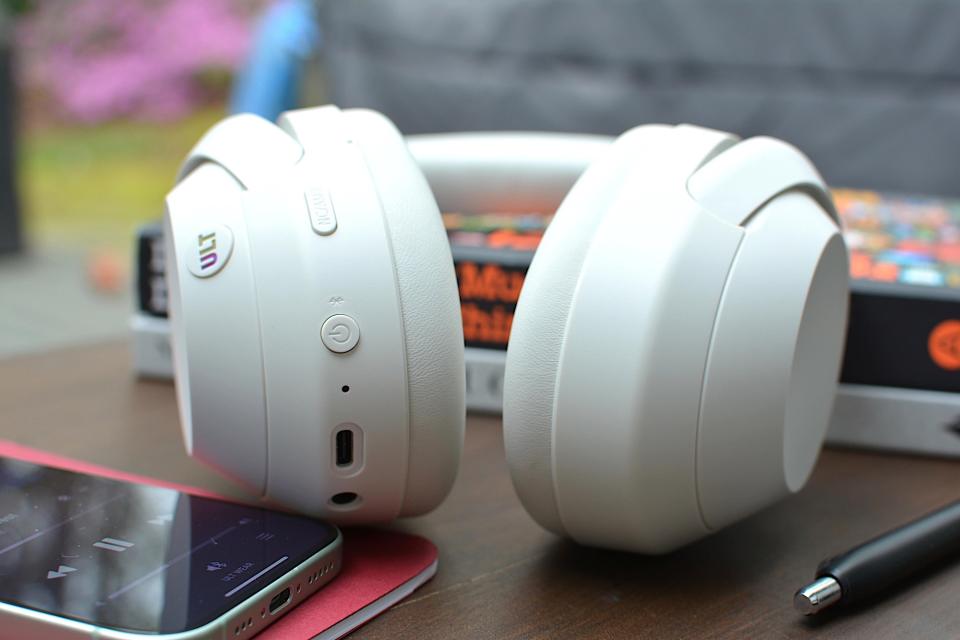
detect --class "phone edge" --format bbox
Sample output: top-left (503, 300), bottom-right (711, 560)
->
top-left (0, 527), bottom-right (343, 640)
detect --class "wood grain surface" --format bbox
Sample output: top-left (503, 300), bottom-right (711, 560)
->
top-left (3, 341), bottom-right (960, 638)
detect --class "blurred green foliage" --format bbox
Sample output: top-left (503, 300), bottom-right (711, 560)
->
top-left (20, 107), bottom-right (223, 252)
top-left (2, 0), bottom-right (32, 15)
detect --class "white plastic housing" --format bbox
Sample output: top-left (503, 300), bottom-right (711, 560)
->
top-left (165, 163), bottom-right (267, 495)
top-left (504, 125), bottom-right (849, 553)
top-left (164, 106), bottom-right (465, 524)
top-left (166, 108), bottom-right (848, 548)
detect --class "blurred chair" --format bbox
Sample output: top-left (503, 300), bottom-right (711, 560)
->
top-left (315, 0), bottom-right (960, 197)
top-left (0, 13), bottom-right (21, 255)
top-left (229, 0), bottom-right (322, 122)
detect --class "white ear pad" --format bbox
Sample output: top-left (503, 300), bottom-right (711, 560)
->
top-left (165, 106), bottom-right (463, 523)
top-left (338, 109), bottom-right (465, 516)
top-left (504, 126), bottom-right (848, 553)
top-left (502, 125), bottom-right (675, 535)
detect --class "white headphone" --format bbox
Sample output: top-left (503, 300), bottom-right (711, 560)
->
top-left (165, 105), bottom-right (848, 552)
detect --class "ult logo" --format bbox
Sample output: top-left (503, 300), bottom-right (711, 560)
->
top-left (186, 225), bottom-right (234, 279)
top-left (197, 232), bottom-right (218, 271)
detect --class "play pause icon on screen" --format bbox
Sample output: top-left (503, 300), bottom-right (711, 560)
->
top-left (93, 537), bottom-right (135, 552)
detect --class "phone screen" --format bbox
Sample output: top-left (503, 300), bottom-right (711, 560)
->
top-left (0, 457), bottom-right (338, 634)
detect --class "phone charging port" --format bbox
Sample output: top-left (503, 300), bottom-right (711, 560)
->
top-left (269, 588), bottom-right (291, 615)
top-left (335, 429), bottom-right (353, 467)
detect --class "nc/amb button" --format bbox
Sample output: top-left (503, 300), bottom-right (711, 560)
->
top-left (305, 187), bottom-right (337, 235)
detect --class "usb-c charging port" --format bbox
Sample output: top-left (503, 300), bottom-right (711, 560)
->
top-left (335, 430), bottom-right (353, 467)
top-left (269, 588), bottom-right (291, 615)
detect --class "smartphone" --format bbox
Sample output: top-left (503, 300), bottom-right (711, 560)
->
top-left (0, 457), bottom-right (341, 639)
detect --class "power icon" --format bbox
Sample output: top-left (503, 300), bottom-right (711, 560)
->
top-left (321, 314), bottom-right (360, 353)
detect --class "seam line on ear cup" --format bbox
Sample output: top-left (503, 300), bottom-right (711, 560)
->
top-left (166, 163), bottom-right (271, 494)
top-left (514, 128), bottom-right (671, 537)
top-left (546, 124), bottom-right (742, 550)
top-left (233, 119), bottom-right (312, 499)
top-left (236, 188), bottom-right (274, 499)
top-left (243, 106), bottom-right (412, 520)
top-left (738, 185), bottom-right (838, 229)
top-left (544, 125), bottom-right (678, 542)
top-left (694, 190), bottom-right (847, 530)
top-left (691, 232), bottom-right (744, 532)
top-left (177, 114), bottom-right (304, 188)
top-left (686, 137), bottom-right (838, 228)
top-left (688, 146), bottom-right (838, 529)
top-left (686, 130), bottom-right (738, 173)
top-left (545, 157), bottom-right (636, 537)
top-left (334, 111), bottom-right (412, 517)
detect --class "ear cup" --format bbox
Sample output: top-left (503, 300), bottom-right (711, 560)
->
top-left (504, 124), bottom-right (847, 554)
top-left (165, 162), bottom-right (268, 495)
top-left (177, 113), bottom-right (302, 187)
top-left (502, 126), bottom-right (673, 536)
top-left (167, 106), bottom-right (463, 523)
top-left (166, 115), bottom-right (308, 498)
top-left (340, 109), bottom-right (465, 516)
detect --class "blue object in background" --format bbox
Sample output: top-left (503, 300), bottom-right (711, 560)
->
top-left (229, 0), bottom-right (320, 121)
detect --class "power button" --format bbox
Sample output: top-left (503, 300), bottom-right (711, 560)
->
top-left (321, 314), bottom-right (360, 353)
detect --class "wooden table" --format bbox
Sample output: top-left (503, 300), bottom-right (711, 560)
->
top-left (3, 341), bottom-right (960, 638)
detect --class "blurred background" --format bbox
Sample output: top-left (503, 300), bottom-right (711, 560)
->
top-left (1, 0), bottom-right (272, 356)
top-left (3, 0), bottom-right (959, 357)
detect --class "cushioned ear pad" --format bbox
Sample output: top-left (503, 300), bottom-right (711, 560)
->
top-left (343, 109), bottom-right (465, 517)
top-left (503, 126), bottom-right (673, 535)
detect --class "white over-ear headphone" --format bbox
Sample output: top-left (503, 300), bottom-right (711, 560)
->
top-left (165, 105), bottom-right (848, 552)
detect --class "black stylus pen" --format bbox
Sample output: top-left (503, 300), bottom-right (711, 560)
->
top-left (794, 499), bottom-right (960, 615)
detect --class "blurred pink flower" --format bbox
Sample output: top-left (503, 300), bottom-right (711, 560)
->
top-left (18, 0), bottom-right (260, 122)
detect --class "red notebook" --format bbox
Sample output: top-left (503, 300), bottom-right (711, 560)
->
top-left (0, 440), bottom-right (438, 639)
